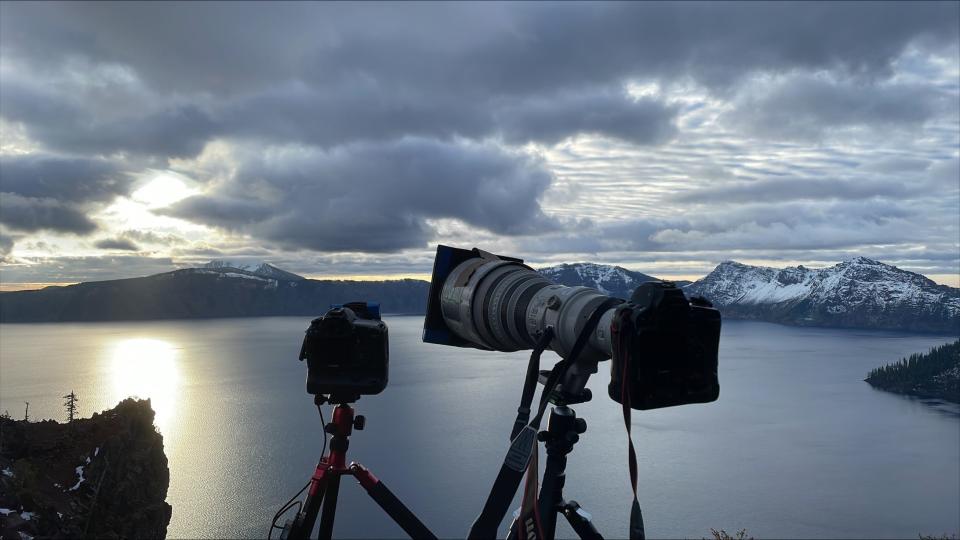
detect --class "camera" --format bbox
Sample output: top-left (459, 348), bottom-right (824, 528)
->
top-left (423, 245), bottom-right (719, 410)
top-left (299, 301), bottom-right (389, 398)
top-left (609, 280), bottom-right (720, 410)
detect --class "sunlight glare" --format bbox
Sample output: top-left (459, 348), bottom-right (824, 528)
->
top-left (109, 338), bottom-right (181, 436)
top-left (131, 172), bottom-right (197, 208)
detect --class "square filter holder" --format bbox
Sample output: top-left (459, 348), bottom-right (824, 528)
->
top-left (421, 244), bottom-right (522, 347)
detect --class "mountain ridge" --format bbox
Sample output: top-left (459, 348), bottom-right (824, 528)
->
top-left (536, 262), bottom-right (659, 298)
top-left (684, 257), bottom-right (959, 333)
top-left (1, 257), bottom-right (956, 333)
top-left (0, 265), bottom-right (428, 322)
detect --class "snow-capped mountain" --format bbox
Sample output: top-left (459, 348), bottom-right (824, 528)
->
top-left (537, 263), bottom-right (658, 298)
top-left (199, 260), bottom-right (306, 281)
top-left (685, 257), bottom-right (960, 333)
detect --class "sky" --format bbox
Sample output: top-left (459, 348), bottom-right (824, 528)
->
top-left (0, 1), bottom-right (958, 289)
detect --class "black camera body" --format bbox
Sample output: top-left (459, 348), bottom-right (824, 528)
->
top-left (299, 302), bottom-right (389, 398)
top-left (608, 281), bottom-right (720, 410)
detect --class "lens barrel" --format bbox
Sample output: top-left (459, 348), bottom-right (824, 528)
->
top-left (439, 256), bottom-right (619, 361)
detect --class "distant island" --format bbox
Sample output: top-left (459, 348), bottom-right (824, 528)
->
top-left (865, 340), bottom-right (960, 403)
top-left (1, 258), bottom-right (957, 334)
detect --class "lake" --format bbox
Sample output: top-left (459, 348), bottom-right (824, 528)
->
top-left (1, 317), bottom-right (957, 539)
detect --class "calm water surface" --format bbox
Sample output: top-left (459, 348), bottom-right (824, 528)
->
top-left (1, 317), bottom-right (957, 539)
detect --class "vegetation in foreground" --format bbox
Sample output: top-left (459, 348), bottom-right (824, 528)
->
top-left (0, 398), bottom-right (171, 539)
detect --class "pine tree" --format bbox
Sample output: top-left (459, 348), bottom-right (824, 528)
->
top-left (866, 340), bottom-right (960, 402)
top-left (63, 391), bottom-right (79, 423)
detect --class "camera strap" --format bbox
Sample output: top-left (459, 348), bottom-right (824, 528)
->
top-left (468, 299), bottom-right (619, 540)
top-left (612, 307), bottom-right (646, 540)
top-left (510, 326), bottom-right (554, 441)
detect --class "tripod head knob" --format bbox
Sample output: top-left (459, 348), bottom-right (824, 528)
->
top-left (574, 418), bottom-right (587, 434)
top-left (353, 415), bottom-right (366, 431)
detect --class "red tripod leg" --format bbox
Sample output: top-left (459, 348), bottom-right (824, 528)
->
top-left (349, 463), bottom-right (438, 540)
top-left (286, 460), bottom-right (331, 540)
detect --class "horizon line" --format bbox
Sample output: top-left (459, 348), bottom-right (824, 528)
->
top-left (2, 272), bottom-right (957, 293)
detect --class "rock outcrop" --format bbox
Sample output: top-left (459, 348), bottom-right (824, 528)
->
top-left (0, 398), bottom-right (171, 539)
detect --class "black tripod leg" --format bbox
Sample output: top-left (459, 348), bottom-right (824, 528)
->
top-left (352, 465), bottom-right (438, 540)
top-left (562, 501), bottom-right (603, 540)
top-left (538, 449), bottom-right (566, 540)
top-left (317, 473), bottom-right (342, 540)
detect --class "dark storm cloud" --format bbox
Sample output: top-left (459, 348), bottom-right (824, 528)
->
top-left (165, 138), bottom-right (556, 252)
top-left (2, 2), bottom-right (956, 159)
top-left (0, 194), bottom-right (97, 234)
top-left (24, 1), bottom-right (942, 94)
top-left (0, 231), bottom-right (14, 261)
top-left (497, 92), bottom-right (676, 146)
top-left (163, 196), bottom-right (275, 229)
top-left (217, 82), bottom-right (677, 148)
top-left (0, 77), bottom-right (217, 158)
top-left (94, 237), bottom-right (140, 251)
top-left (0, 154), bottom-right (128, 202)
top-left (0, 154), bottom-right (127, 238)
top-left (726, 75), bottom-right (953, 139)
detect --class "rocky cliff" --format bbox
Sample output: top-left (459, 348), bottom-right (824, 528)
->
top-left (0, 399), bottom-right (171, 539)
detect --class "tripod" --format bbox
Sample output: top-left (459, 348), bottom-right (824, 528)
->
top-left (506, 365), bottom-right (604, 540)
top-left (280, 396), bottom-right (437, 540)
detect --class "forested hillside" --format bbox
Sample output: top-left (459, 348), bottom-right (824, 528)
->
top-left (865, 340), bottom-right (960, 403)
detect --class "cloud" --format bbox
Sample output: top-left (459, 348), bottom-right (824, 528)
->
top-left (672, 176), bottom-right (915, 204)
top-left (2, 2), bottom-right (956, 159)
top-left (496, 91), bottom-right (677, 145)
top-left (0, 2), bottom-right (956, 283)
top-left (0, 76), bottom-right (217, 157)
top-left (0, 255), bottom-right (177, 284)
top-left (0, 153), bottom-right (129, 202)
top-left (120, 229), bottom-right (184, 246)
top-left (725, 73), bottom-right (954, 139)
top-left (94, 237), bottom-right (140, 251)
top-left (27, 1), bottom-right (947, 92)
top-left (166, 138), bottom-right (556, 252)
top-left (163, 195), bottom-right (274, 229)
top-left (0, 230), bottom-right (15, 262)
top-left (0, 193), bottom-right (97, 233)
top-left (517, 195), bottom-right (953, 259)
top-left (0, 153), bottom-right (133, 237)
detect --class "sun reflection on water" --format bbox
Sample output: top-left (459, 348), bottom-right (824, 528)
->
top-left (109, 338), bottom-right (180, 436)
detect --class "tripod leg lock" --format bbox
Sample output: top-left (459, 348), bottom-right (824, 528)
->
top-left (309, 465), bottom-right (329, 496)
top-left (348, 462), bottom-right (379, 490)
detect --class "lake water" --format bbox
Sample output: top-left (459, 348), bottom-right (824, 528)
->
top-left (1, 317), bottom-right (957, 539)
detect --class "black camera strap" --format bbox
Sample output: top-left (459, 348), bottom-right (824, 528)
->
top-left (510, 327), bottom-right (554, 441)
top-left (612, 306), bottom-right (646, 540)
top-left (468, 299), bottom-right (619, 540)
